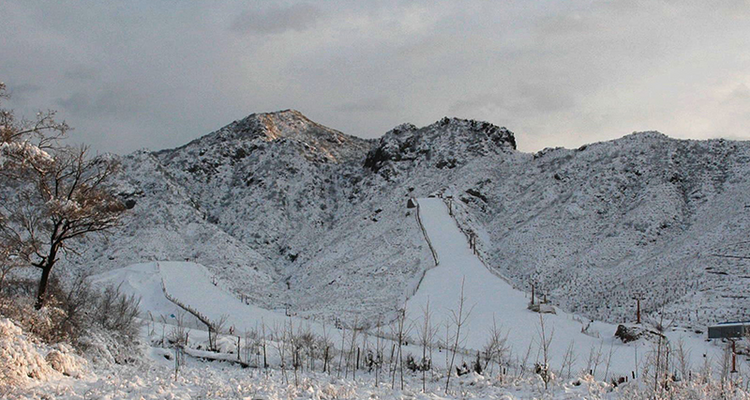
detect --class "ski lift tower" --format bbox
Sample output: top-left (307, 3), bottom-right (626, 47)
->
top-left (708, 321), bottom-right (750, 373)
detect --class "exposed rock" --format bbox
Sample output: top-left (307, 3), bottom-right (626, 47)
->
top-left (615, 324), bottom-right (664, 343)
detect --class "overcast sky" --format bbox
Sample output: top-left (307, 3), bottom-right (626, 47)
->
top-left (2, 1), bottom-right (749, 154)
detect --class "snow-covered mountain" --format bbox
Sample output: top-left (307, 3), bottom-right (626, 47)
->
top-left (66, 110), bottom-right (750, 329)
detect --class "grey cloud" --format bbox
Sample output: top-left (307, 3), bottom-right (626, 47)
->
top-left (2, 0), bottom-right (750, 155)
top-left (64, 66), bottom-right (99, 81)
top-left (723, 84), bottom-right (750, 104)
top-left (449, 84), bottom-right (577, 117)
top-left (336, 96), bottom-right (395, 113)
top-left (8, 83), bottom-right (41, 96)
top-left (56, 88), bottom-right (142, 118)
top-left (4, 83), bottom-right (42, 104)
top-left (230, 3), bottom-right (323, 35)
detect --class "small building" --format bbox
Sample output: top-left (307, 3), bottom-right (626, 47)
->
top-left (708, 321), bottom-right (750, 340)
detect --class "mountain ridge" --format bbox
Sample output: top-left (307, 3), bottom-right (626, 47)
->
top-left (62, 110), bottom-right (750, 328)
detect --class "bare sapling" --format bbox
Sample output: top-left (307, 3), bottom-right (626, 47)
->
top-left (321, 321), bottom-right (332, 374)
top-left (273, 323), bottom-right (288, 385)
top-left (169, 311), bottom-right (188, 380)
top-left (603, 341), bottom-right (615, 382)
top-left (675, 338), bottom-right (692, 382)
top-left (208, 314), bottom-right (228, 352)
top-left (338, 324), bottom-right (347, 378)
top-left (242, 329), bottom-right (254, 366)
top-left (719, 341), bottom-right (733, 397)
top-left (160, 315), bottom-right (168, 346)
top-left (559, 341), bottom-right (577, 380)
top-left (360, 323), bottom-right (369, 373)
top-left (483, 316), bottom-right (510, 376)
top-left (261, 320), bottom-right (268, 370)
top-left (520, 339), bottom-right (534, 378)
top-left (390, 307), bottom-right (410, 390)
top-left (347, 316), bottom-right (359, 380)
top-left (536, 313), bottom-right (554, 390)
top-left (375, 318), bottom-right (384, 386)
top-left (445, 277), bottom-right (473, 394)
top-left (444, 320), bottom-right (452, 369)
top-left (593, 341), bottom-right (604, 378)
top-left (299, 323), bottom-right (315, 371)
top-left (648, 311), bottom-right (673, 395)
top-left (289, 318), bottom-right (299, 388)
top-left (418, 299), bottom-right (437, 392)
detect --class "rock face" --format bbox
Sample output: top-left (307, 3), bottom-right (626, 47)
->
top-left (615, 324), bottom-right (663, 343)
top-left (364, 118), bottom-right (516, 176)
top-left (64, 111), bottom-right (750, 327)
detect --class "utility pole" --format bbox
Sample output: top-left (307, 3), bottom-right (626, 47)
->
top-left (633, 293), bottom-right (643, 324)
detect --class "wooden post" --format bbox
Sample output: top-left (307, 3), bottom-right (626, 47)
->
top-left (531, 282), bottom-right (535, 305)
top-left (633, 294), bottom-right (642, 324)
top-left (732, 340), bottom-right (737, 373)
top-left (636, 298), bottom-right (641, 324)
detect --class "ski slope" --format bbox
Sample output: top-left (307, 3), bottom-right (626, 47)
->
top-left (406, 197), bottom-right (717, 376)
top-left (93, 262), bottom-right (300, 334)
top-left (92, 208), bottom-right (721, 379)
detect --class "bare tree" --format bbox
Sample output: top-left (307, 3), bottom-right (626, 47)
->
top-left (559, 341), bottom-right (577, 380)
top-left (169, 311), bottom-right (188, 380)
top-left (445, 277), bottom-right (472, 394)
top-left (536, 314), bottom-right (554, 390)
top-left (482, 316), bottom-right (510, 375)
top-left (390, 307), bottom-right (411, 390)
top-left (272, 323), bottom-right (289, 385)
top-left (418, 299), bottom-right (438, 392)
top-left (647, 312), bottom-right (673, 395)
top-left (0, 240), bottom-right (33, 290)
top-left (0, 84), bottom-right (125, 308)
top-left (675, 338), bottom-right (692, 383)
top-left (320, 321), bottom-right (333, 374)
top-left (207, 314), bottom-right (228, 352)
top-left (374, 317), bottom-right (385, 386)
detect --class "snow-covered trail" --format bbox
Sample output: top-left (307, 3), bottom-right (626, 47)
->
top-left (93, 262), bottom-right (311, 335)
top-left (406, 198), bottom-right (717, 376)
top-left (158, 262), bottom-right (294, 332)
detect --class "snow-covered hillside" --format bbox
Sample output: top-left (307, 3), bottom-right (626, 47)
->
top-left (63, 111), bottom-right (750, 330)
top-left (406, 197), bottom-right (717, 377)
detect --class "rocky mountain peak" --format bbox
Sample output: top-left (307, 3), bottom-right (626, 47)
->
top-left (364, 117), bottom-right (517, 174)
top-left (162, 110), bottom-right (373, 164)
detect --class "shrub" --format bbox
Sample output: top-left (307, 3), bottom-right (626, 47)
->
top-left (0, 274), bottom-right (142, 364)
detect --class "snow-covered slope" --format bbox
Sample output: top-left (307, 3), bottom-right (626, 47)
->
top-left (64, 111), bottom-right (750, 330)
top-left (406, 197), bottom-right (718, 375)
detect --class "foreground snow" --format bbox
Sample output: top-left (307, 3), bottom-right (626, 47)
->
top-left (6, 338), bottom-right (750, 400)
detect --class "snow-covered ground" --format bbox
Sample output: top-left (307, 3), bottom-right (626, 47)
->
top-left (90, 230), bottom-right (721, 388)
top-left (4, 313), bottom-right (749, 400)
top-left (407, 198), bottom-right (720, 379)
top-left (4, 226), bottom-right (745, 398)
top-left (93, 262), bottom-right (311, 335)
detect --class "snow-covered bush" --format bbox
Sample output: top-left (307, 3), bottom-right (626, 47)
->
top-left (0, 276), bottom-right (142, 365)
top-left (0, 317), bottom-right (52, 387)
top-left (0, 281), bottom-right (70, 344)
top-left (45, 343), bottom-right (86, 378)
